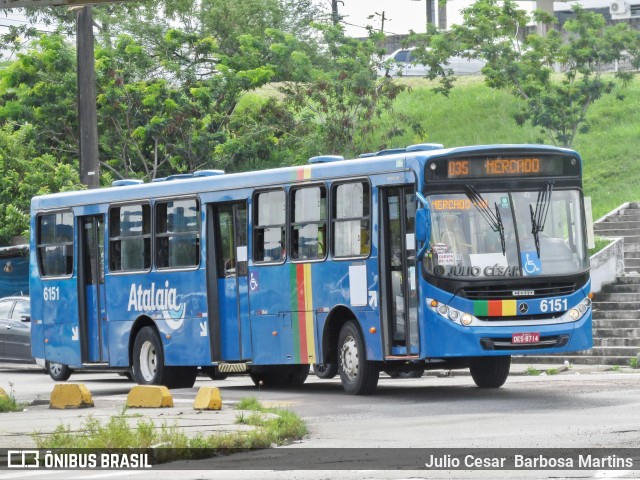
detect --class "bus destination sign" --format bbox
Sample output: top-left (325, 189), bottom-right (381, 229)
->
top-left (447, 157), bottom-right (564, 179)
top-left (426, 154), bottom-right (579, 181)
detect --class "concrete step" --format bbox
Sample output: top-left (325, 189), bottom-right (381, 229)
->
top-left (593, 319), bottom-right (640, 329)
top-left (594, 220), bottom-right (640, 231)
top-left (593, 228), bottom-right (640, 237)
top-left (594, 337), bottom-right (640, 347)
top-left (593, 328), bottom-right (640, 338)
top-left (593, 292), bottom-right (640, 302)
top-left (592, 301), bottom-right (640, 310)
top-left (615, 275), bottom-right (640, 284)
top-left (592, 310), bottom-right (639, 320)
top-left (624, 251), bottom-right (640, 259)
top-left (601, 283), bottom-right (640, 293)
top-left (624, 244), bottom-right (640, 253)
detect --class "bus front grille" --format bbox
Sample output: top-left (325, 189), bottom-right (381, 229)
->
top-left (459, 282), bottom-right (578, 300)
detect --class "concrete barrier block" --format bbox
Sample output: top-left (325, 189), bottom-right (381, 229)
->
top-left (126, 385), bottom-right (173, 408)
top-left (193, 386), bottom-right (222, 410)
top-left (50, 384), bottom-right (94, 409)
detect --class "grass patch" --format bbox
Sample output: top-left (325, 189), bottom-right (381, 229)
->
top-left (524, 366), bottom-right (542, 376)
top-left (545, 368), bottom-right (559, 376)
top-left (0, 385), bottom-right (26, 413)
top-left (629, 357), bottom-right (639, 369)
top-left (33, 398), bottom-right (307, 463)
top-left (589, 237), bottom-right (612, 257)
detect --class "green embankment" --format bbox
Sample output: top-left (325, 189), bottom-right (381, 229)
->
top-left (378, 77), bottom-right (640, 220)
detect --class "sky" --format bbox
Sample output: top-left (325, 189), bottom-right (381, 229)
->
top-left (337, 0), bottom-right (431, 37)
top-left (0, 1), bottom-right (616, 39)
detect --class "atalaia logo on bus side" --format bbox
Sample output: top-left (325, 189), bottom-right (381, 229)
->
top-left (127, 281), bottom-right (186, 330)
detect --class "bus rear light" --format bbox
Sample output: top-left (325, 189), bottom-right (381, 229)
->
top-left (569, 309), bottom-right (580, 321)
top-left (438, 305), bottom-right (448, 315)
top-left (429, 299), bottom-right (438, 308)
top-left (369, 327), bottom-right (377, 334)
top-left (448, 310), bottom-right (460, 321)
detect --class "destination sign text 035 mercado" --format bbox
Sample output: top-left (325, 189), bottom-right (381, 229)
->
top-left (424, 154), bottom-right (581, 181)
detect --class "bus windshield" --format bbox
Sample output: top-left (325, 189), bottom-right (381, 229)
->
top-left (425, 189), bottom-right (588, 279)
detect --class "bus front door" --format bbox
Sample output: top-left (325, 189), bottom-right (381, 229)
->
top-left (207, 203), bottom-right (251, 362)
top-left (78, 215), bottom-right (108, 364)
top-left (380, 187), bottom-right (419, 357)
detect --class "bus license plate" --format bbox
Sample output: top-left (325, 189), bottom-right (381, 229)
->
top-left (512, 332), bottom-right (540, 344)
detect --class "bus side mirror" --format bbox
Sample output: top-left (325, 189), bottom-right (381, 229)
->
top-left (415, 207), bottom-right (431, 262)
top-left (415, 208), bottom-right (431, 243)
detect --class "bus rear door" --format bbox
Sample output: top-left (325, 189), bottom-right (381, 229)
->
top-left (206, 202), bottom-right (251, 362)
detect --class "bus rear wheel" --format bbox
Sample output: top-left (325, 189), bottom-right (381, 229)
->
top-left (250, 365), bottom-right (310, 388)
top-left (469, 356), bottom-right (511, 388)
top-left (338, 320), bottom-right (379, 395)
top-left (47, 361), bottom-right (72, 382)
top-left (313, 363), bottom-right (338, 379)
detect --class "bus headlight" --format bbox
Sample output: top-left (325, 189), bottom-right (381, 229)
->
top-left (565, 297), bottom-right (591, 322)
top-left (427, 298), bottom-right (475, 327)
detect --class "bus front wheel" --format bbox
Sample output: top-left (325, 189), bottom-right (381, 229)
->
top-left (133, 326), bottom-right (170, 387)
top-left (47, 361), bottom-right (72, 382)
top-left (338, 321), bottom-right (379, 395)
top-left (469, 356), bottom-right (511, 388)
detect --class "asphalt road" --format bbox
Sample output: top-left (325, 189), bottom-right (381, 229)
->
top-left (0, 363), bottom-right (639, 480)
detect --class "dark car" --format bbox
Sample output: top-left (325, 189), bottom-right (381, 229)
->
top-left (0, 295), bottom-right (34, 363)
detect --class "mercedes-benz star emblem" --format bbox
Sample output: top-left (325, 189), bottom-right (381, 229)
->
top-left (519, 303), bottom-right (528, 314)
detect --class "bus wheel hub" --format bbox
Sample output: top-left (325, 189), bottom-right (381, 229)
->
top-left (341, 336), bottom-right (358, 380)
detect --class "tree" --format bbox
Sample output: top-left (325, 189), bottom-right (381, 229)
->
top-left (279, 26), bottom-right (416, 158)
top-left (0, 124), bottom-right (83, 244)
top-left (411, 0), bottom-right (640, 147)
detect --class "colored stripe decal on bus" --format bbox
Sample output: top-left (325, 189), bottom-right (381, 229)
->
top-left (296, 165), bottom-right (312, 181)
top-left (289, 263), bottom-right (316, 364)
top-left (473, 300), bottom-right (517, 317)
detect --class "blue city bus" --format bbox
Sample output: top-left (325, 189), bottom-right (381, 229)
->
top-left (29, 143), bottom-right (592, 394)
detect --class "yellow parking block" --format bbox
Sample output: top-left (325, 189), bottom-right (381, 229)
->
top-left (50, 384), bottom-right (94, 409)
top-left (193, 386), bottom-right (222, 410)
top-left (126, 385), bottom-right (173, 408)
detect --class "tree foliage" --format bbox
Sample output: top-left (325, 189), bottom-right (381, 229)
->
top-left (0, 124), bottom-right (83, 244)
top-left (411, 0), bottom-right (640, 147)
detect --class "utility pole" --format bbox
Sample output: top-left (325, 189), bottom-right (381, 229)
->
top-left (331, 0), bottom-right (343, 26)
top-left (76, 5), bottom-right (100, 189)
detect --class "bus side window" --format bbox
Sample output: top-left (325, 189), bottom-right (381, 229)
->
top-left (332, 181), bottom-right (370, 258)
top-left (156, 199), bottom-right (200, 269)
top-left (109, 204), bottom-right (151, 272)
top-left (36, 212), bottom-right (74, 278)
top-left (290, 185), bottom-right (327, 261)
top-left (254, 190), bottom-right (285, 263)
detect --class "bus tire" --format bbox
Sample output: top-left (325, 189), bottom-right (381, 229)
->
top-left (338, 320), bottom-right (379, 395)
top-left (286, 364), bottom-right (310, 386)
top-left (249, 368), bottom-right (286, 388)
top-left (203, 366), bottom-right (228, 381)
top-left (46, 361), bottom-right (72, 382)
top-left (313, 363), bottom-right (338, 379)
top-left (132, 326), bottom-right (169, 386)
top-left (169, 367), bottom-right (198, 389)
top-left (469, 356), bottom-right (511, 388)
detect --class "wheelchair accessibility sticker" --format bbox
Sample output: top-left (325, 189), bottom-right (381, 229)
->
top-left (521, 252), bottom-right (541, 276)
top-left (249, 271), bottom-right (259, 291)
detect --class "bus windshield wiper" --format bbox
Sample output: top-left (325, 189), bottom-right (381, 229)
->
top-left (464, 185), bottom-right (505, 256)
top-left (529, 182), bottom-right (554, 258)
